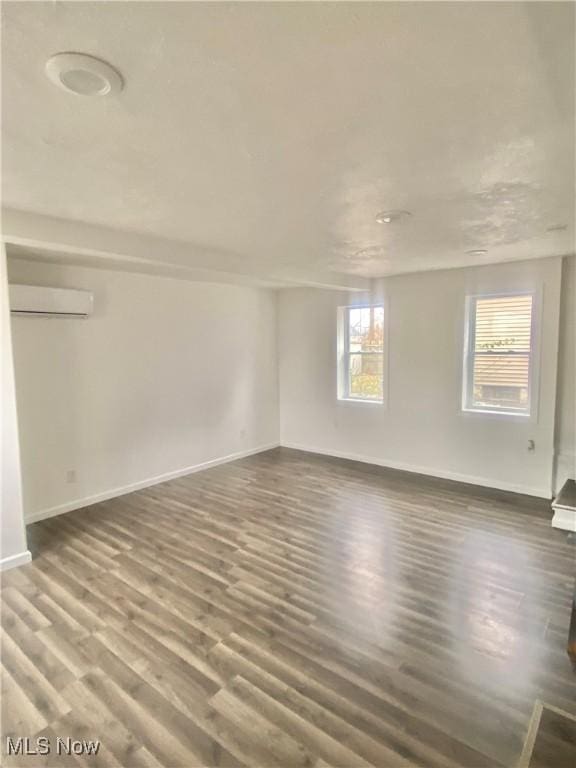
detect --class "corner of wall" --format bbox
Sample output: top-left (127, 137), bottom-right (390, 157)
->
top-left (553, 254), bottom-right (576, 494)
top-left (0, 243), bottom-right (29, 567)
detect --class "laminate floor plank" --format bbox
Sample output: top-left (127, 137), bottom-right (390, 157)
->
top-left (2, 447), bottom-right (575, 767)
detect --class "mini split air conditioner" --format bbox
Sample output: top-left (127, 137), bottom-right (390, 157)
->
top-left (9, 284), bottom-right (94, 318)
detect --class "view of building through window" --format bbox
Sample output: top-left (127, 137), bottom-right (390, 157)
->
top-left (466, 294), bottom-right (534, 413)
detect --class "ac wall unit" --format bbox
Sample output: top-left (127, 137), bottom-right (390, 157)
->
top-left (9, 284), bottom-right (94, 318)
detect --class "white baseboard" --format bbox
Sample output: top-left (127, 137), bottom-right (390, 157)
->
top-left (25, 442), bottom-right (279, 525)
top-left (551, 508), bottom-right (576, 533)
top-left (1, 550), bottom-right (32, 572)
top-left (281, 442), bottom-right (551, 499)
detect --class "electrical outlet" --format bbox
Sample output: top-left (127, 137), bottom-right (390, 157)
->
top-left (66, 470), bottom-right (77, 483)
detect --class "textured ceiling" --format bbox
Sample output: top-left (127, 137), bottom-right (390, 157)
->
top-left (2, 1), bottom-right (574, 286)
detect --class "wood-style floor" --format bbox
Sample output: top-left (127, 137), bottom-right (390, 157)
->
top-left (1, 447), bottom-right (575, 767)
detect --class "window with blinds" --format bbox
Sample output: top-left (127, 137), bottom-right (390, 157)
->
top-left (463, 293), bottom-right (535, 414)
top-left (338, 305), bottom-right (385, 402)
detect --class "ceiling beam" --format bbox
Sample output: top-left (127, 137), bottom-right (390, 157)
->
top-left (2, 209), bottom-right (369, 292)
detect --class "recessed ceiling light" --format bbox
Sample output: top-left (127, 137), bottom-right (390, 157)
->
top-left (353, 246), bottom-right (387, 260)
top-left (45, 53), bottom-right (123, 97)
top-left (375, 210), bottom-right (412, 224)
top-left (466, 249), bottom-right (488, 256)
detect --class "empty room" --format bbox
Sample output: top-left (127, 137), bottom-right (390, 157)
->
top-left (1, 1), bottom-right (575, 767)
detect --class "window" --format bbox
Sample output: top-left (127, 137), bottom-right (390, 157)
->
top-left (463, 293), bottom-right (536, 415)
top-left (338, 305), bottom-right (385, 402)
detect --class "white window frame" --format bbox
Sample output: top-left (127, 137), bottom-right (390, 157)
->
top-left (337, 303), bottom-right (386, 405)
top-left (462, 290), bottom-right (540, 419)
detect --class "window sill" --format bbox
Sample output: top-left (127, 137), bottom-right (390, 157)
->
top-left (338, 397), bottom-right (385, 406)
top-left (461, 407), bottom-right (531, 419)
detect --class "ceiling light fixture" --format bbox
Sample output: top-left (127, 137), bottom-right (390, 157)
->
top-left (45, 53), bottom-right (123, 96)
top-left (375, 210), bottom-right (412, 224)
top-left (466, 249), bottom-right (488, 256)
top-left (353, 246), bottom-right (387, 260)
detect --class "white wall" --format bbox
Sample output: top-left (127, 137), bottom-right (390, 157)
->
top-left (7, 251), bottom-right (570, 533)
top-left (279, 257), bottom-right (563, 498)
top-left (1, 246), bottom-right (30, 569)
top-left (554, 255), bottom-right (576, 492)
top-left (8, 258), bottom-right (279, 522)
